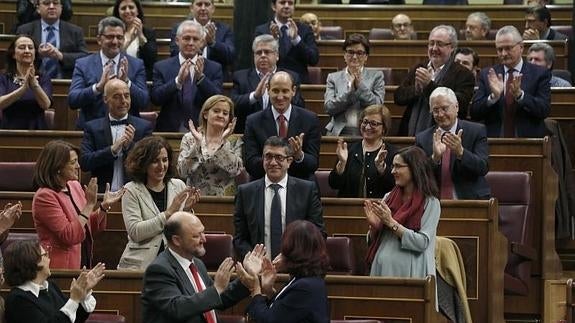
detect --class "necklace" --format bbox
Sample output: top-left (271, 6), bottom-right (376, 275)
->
top-left (362, 139), bottom-right (383, 153)
top-left (12, 76), bottom-right (25, 87)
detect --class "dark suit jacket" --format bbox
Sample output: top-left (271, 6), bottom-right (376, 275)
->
top-left (471, 61), bottom-right (551, 137)
top-left (246, 276), bottom-right (330, 323)
top-left (169, 21), bottom-right (235, 74)
top-left (254, 21), bottom-right (319, 83)
top-left (79, 115), bottom-right (153, 192)
top-left (68, 53), bottom-right (149, 129)
top-left (141, 250), bottom-right (249, 323)
top-left (16, 19), bottom-right (89, 78)
top-left (415, 119), bottom-right (491, 200)
top-left (231, 67), bottom-right (306, 133)
top-left (547, 28), bottom-right (568, 41)
top-left (139, 27), bottom-right (158, 81)
top-left (14, 0), bottom-right (72, 31)
top-left (243, 105), bottom-right (321, 181)
top-left (233, 176), bottom-right (326, 259)
top-left (151, 55), bottom-right (223, 132)
top-left (5, 281), bottom-right (90, 323)
top-left (394, 59), bottom-right (475, 136)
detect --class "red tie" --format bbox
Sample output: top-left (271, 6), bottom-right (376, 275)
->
top-left (189, 263), bottom-right (218, 323)
top-left (440, 147), bottom-right (454, 199)
top-left (503, 69), bottom-right (517, 137)
top-left (277, 114), bottom-right (287, 138)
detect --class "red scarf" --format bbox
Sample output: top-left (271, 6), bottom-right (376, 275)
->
top-left (365, 186), bottom-right (426, 272)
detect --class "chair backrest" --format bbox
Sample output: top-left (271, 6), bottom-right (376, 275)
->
top-left (0, 232), bottom-right (39, 255)
top-left (365, 67), bottom-right (393, 85)
top-left (315, 170), bottom-right (338, 197)
top-left (307, 66), bottom-right (323, 85)
top-left (219, 315), bottom-right (246, 323)
top-left (44, 110), bottom-right (55, 130)
top-left (368, 28), bottom-right (394, 40)
top-left (86, 313), bottom-right (126, 323)
top-left (326, 236), bottom-right (355, 275)
top-left (458, 29), bottom-right (497, 40)
top-left (0, 162), bottom-right (36, 191)
top-left (139, 111), bottom-right (158, 130)
top-left (552, 69), bottom-right (572, 84)
top-left (199, 233), bottom-right (234, 271)
top-left (551, 25), bottom-right (573, 38)
top-left (320, 26), bottom-right (344, 40)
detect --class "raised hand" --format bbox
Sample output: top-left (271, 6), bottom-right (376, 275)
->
top-left (432, 128), bottom-right (447, 163)
top-left (69, 272), bottom-right (89, 302)
top-left (83, 178), bottom-right (99, 210)
top-left (509, 73), bottom-right (523, 99)
top-left (364, 199), bottom-right (382, 229)
top-left (188, 119), bottom-right (203, 143)
top-left (254, 72), bottom-right (271, 99)
top-left (286, 18), bottom-right (298, 40)
top-left (374, 144), bottom-right (388, 174)
top-left (415, 66), bottom-right (432, 91)
top-left (177, 59), bottom-right (193, 84)
top-left (221, 118), bottom-right (236, 142)
top-left (213, 257), bottom-right (235, 294)
top-left (194, 56), bottom-right (205, 81)
top-left (235, 262), bottom-right (258, 293)
top-left (183, 187), bottom-right (201, 211)
top-left (243, 244), bottom-right (266, 276)
top-left (96, 61), bottom-right (115, 92)
top-left (102, 183), bottom-right (126, 208)
top-left (165, 189), bottom-right (191, 218)
top-left (205, 22), bottom-right (217, 46)
top-left (260, 257), bottom-right (277, 296)
top-left (522, 28), bottom-right (539, 40)
top-left (288, 133), bottom-right (305, 161)
top-left (487, 68), bottom-right (504, 100)
top-left (117, 57), bottom-right (129, 82)
top-left (85, 262), bottom-right (106, 291)
top-left (442, 129), bottom-right (464, 158)
top-left (269, 21), bottom-right (280, 39)
top-left (0, 202), bottom-right (22, 233)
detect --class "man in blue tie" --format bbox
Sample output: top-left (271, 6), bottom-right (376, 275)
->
top-left (15, 0), bottom-right (88, 79)
top-left (80, 78), bottom-right (152, 192)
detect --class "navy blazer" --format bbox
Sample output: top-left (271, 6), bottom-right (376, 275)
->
top-left (243, 105), bottom-right (320, 181)
top-left (232, 176), bottom-right (326, 259)
top-left (141, 250), bottom-right (249, 323)
top-left (246, 276), bottom-right (330, 323)
top-left (139, 27), bottom-right (158, 81)
top-left (79, 115), bottom-right (153, 192)
top-left (169, 21), bottom-right (235, 73)
top-left (68, 53), bottom-right (149, 129)
top-left (415, 119), bottom-right (491, 200)
top-left (16, 19), bottom-right (89, 78)
top-left (254, 21), bottom-right (319, 83)
top-left (151, 56), bottom-right (223, 132)
top-left (231, 67), bottom-right (306, 133)
top-left (471, 61), bottom-right (551, 138)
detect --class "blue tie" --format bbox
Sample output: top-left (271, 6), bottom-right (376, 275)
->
top-left (43, 25), bottom-right (59, 79)
top-left (270, 183), bottom-right (283, 258)
top-left (280, 25), bottom-right (291, 58)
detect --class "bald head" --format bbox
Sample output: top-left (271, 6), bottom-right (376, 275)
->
top-left (391, 14), bottom-right (414, 40)
top-left (104, 79), bottom-right (131, 119)
top-left (268, 71), bottom-right (296, 114)
top-left (164, 211), bottom-right (206, 259)
top-left (300, 13), bottom-right (320, 39)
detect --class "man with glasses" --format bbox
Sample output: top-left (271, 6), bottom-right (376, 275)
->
top-left (471, 25), bottom-right (550, 138)
top-left (465, 12), bottom-right (491, 41)
top-left (233, 135), bottom-right (325, 260)
top-left (416, 87), bottom-right (490, 200)
top-left (231, 34), bottom-right (305, 133)
top-left (243, 71), bottom-right (321, 182)
top-left (391, 14), bottom-right (415, 40)
top-left (16, 0), bottom-right (88, 79)
top-left (394, 25), bottom-right (475, 136)
top-left (69, 17), bottom-right (149, 130)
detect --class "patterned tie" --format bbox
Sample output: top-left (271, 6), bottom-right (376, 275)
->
top-left (43, 25), bottom-right (59, 78)
top-left (188, 263), bottom-right (217, 323)
top-left (279, 25), bottom-right (291, 58)
top-left (269, 183), bottom-right (283, 258)
top-left (440, 147), bottom-right (454, 199)
top-left (107, 59), bottom-right (117, 77)
top-left (503, 69), bottom-right (517, 137)
top-left (277, 114), bottom-right (287, 138)
top-left (259, 72), bottom-right (269, 110)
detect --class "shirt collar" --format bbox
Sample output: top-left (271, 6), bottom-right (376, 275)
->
top-left (18, 280), bottom-right (49, 298)
top-left (271, 105), bottom-right (292, 121)
top-left (274, 18), bottom-right (289, 29)
top-left (255, 66), bottom-right (277, 77)
top-left (109, 114), bottom-right (128, 122)
top-left (505, 58), bottom-right (523, 74)
top-left (438, 119), bottom-right (459, 134)
top-left (191, 18), bottom-right (212, 27)
top-left (168, 247), bottom-right (193, 270)
top-left (100, 51), bottom-right (120, 66)
top-left (265, 174), bottom-right (288, 188)
top-left (41, 19), bottom-right (60, 31)
top-left (178, 53), bottom-right (199, 66)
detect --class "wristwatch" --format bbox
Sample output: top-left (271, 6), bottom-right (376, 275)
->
top-left (391, 224), bottom-right (399, 232)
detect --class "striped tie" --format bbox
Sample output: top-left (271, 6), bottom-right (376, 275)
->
top-left (43, 25), bottom-right (59, 79)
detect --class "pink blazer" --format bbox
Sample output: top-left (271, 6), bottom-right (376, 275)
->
top-left (32, 181), bottom-right (106, 269)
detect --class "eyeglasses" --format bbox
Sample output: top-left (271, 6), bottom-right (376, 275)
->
top-left (393, 23), bottom-right (411, 29)
top-left (430, 106), bottom-right (452, 115)
top-left (100, 34), bottom-right (125, 41)
top-left (255, 49), bottom-right (275, 56)
top-left (345, 50), bottom-right (366, 57)
top-left (392, 163), bottom-right (409, 169)
top-left (39, 0), bottom-right (61, 6)
top-left (496, 42), bottom-right (521, 53)
top-left (263, 153), bottom-right (290, 162)
top-left (428, 40), bottom-right (452, 48)
top-left (361, 119), bottom-right (383, 128)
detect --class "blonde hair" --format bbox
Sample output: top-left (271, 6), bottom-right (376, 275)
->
top-left (198, 95), bottom-right (234, 132)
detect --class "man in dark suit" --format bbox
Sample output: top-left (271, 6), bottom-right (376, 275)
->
top-left (523, 5), bottom-right (568, 41)
top-left (16, 0), bottom-right (88, 79)
top-left (254, 0), bottom-right (319, 83)
top-left (80, 79), bottom-right (152, 193)
top-left (142, 211), bottom-right (251, 323)
top-left (394, 25), bottom-right (475, 136)
top-left (471, 25), bottom-right (551, 138)
top-left (234, 136), bottom-right (325, 260)
top-left (231, 34), bottom-right (305, 133)
top-left (68, 17), bottom-right (149, 130)
top-left (243, 71), bottom-right (320, 181)
top-left (152, 20), bottom-right (223, 132)
top-left (416, 87), bottom-right (490, 200)
top-left (169, 0), bottom-right (235, 78)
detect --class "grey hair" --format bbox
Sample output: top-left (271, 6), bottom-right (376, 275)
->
top-left (528, 42), bottom-right (555, 66)
top-left (467, 12), bottom-right (491, 31)
top-left (496, 25), bottom-right (523, 43)
top-left (252, 34), bottom-right (279, 53)
top-left (97, 16), bottom-right (125, 35)
top-left (176, 20), bottom-right (206, 39)
top-left (429, 87), bottom-right (458, 109)
top-left (430, 25), bottom-right (458, 48)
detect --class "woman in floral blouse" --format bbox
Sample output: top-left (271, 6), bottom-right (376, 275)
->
top-left (177, 95), bottom-right (244, 196)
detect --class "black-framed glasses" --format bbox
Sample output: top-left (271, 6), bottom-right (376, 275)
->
top-left (393, 23), bottom-right (411, 29)
top-left (100, 34), bottom-right (125, 41)
top-left (40, 0), bottom-right (61, 6)
top-left (255, 49), bottom-right (275, 56)
top-left (345, 50), bottom-right (366, 57)
top-left (361, 119), bottom-right (383, 128)
top-left (263, 153), bottom-right (290, 162)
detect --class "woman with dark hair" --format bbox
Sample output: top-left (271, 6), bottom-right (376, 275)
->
top-left (365, 146), bottom-right (440, 281)
top-left (32, 140), bottom-right (124, 269)
top-left (0, 35), bottom-right (52, 129)
top-left (118, 136), bottom-right (200, 270)
top-left (4, 240), bottom-right (105, 323)
top-left (329, 104), bottom-right (396, 198)
top-left (177, 95), bottom-right (243, 196)
top-left (324, 33), bottom-right (384, 136)
top-left (236, 220), bottom-right (330, 323)
top-left (112, 0), bottom-right (157, 80)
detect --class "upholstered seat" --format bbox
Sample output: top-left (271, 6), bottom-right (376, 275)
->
top-left (0, 162), bottom-right (36, 191)
top-left (326, 236), bottom-right (355, 275)
top-left (315, 170), bottom-right (338, 198)
top-left (139, 111), bottom-right (158, 130)
top-left (552, 69), bottom-right (572, 84)
top-left (219, 315), bottom-right (246, 323)
top-left (0, 232), bottom-right (39, 254)
top-left (485, 171), bottom-right (536, 296)
top-left (368, 28), bottom-right (416, 40)
top-left (320, 26), bottom-right (344, 40)
top-left (307, 66), bottom-right (323, 85)
top-left (86, 313), bottom-right (126, 323)
top-left (551, 25), bottom-right (573, 38)
top-left (199, 233), bottom-right (235, 271)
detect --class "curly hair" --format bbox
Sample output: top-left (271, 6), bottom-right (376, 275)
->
top-left (124, 136), bottom-right (175, 183)
top-left (4, 240), bottom-right (43, 287)
top-left (281, 220), bottom-right (329, 278)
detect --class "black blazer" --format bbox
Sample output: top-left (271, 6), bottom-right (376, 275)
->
top-left (139, 27), bottom-right (158, 81)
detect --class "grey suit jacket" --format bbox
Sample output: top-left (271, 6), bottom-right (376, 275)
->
top-left (324, 68), bottom-right (385, 136)
top-left (118, 178), bottom-right (187, 270)
top-left (16, 19), bottom-right (88, 78)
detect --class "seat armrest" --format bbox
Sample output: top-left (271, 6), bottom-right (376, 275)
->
top-left (510, 242), bottom-right (537, 260)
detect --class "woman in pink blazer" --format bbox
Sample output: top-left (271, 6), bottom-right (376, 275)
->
top-left (32, 140), bottom-right (124, 269)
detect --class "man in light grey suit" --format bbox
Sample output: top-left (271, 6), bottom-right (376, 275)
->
top-left (324, 33), bottom-right (384, 136)
top-left (16, 0), bottom-right (88, 78)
